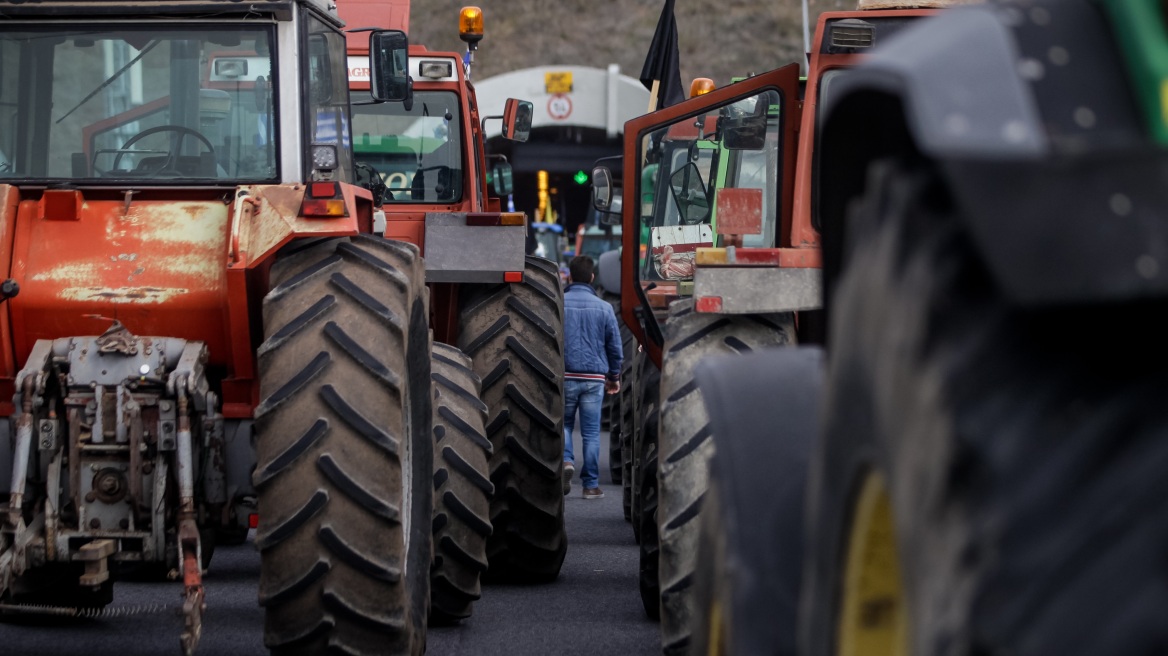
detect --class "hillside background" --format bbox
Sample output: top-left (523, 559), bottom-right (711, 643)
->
top-left (409, 0), bottom-right (859, 88)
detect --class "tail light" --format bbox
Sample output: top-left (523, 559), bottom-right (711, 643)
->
top-left (299, 181), bottom-right (349, 218)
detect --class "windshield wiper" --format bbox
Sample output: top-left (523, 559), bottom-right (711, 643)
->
top-left (57, 40), bottom-right (159, 124)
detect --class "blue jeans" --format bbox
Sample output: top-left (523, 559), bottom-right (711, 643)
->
top-left (563, 379), bottom-right (604, 489)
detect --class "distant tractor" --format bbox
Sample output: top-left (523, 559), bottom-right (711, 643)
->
top-left (593, 68), bottom-right (804, 653)
top-left (592, 3), bottom-right (951, 653)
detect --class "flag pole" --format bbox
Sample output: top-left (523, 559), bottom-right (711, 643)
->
top-left (801, 0), bottom-right (810, 74)
top-left (647, 79), bottom-right (661, 114)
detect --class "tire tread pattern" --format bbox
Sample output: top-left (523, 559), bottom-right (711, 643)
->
top-left (657, 299), bottom-right (794, 655)
top-left (457, 256), bottom-right (568, 582)
top-left (256, 236), bottom-right (430, 656)
top-left (429, 343), bottom-right (493, 624)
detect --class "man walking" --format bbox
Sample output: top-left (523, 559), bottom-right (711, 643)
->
top-left (562, 255), bottom-right (622, 499)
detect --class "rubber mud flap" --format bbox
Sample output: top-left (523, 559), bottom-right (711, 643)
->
top-left (689, 347), bottom-right (821, 656)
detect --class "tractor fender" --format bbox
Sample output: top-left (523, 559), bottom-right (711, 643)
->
top-left (596, 248), bottom-right (621, 296)
top-left (822, 5), bottom-right (1047, 162)
top-left (692, 346), bottom-right (823, 655)
top-left (820, 1), bottom-right (1168, 305)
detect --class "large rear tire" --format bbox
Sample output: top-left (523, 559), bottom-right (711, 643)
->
top-left (428, 343), bottom-right (493, 624)
top-left (255, 236), bottom-right (433, 656)
top-left (656, 300), bottom-right (794, 655)
top-left (803, 162), bottom-right (1168, 656)
top-left (458, 256), bottom-right (567, 582)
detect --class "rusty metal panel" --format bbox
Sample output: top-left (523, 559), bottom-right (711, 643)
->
top-left (424, 212), bottom-right (525, 283)
top-left (715, 187), bottom-right (763, 237)
top-left (693, 266), bottom-right (822, 314)
top-left (236, 184), bottom-right (363, 268)
top-left (11, 196), bottom-right (232, 367)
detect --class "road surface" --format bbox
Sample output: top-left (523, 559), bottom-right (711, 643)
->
top-left (1, 430), bottom-right (659, 656)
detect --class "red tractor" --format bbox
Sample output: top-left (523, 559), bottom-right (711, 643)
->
top-left (0, 1), bottom-right (563, 654)
top-left (337, 0), bottom-right (569, 619)
top-left (591, 3), bottom-right (949, 653)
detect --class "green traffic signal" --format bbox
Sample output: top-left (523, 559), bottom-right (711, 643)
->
top-left (573, 170), bottom-right (589, 185)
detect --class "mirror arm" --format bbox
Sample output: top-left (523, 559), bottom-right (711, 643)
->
top-left (481, 114), bottom-right (503, 134)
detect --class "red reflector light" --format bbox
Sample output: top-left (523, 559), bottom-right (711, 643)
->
top-left (504, 271), bottom-right (524, 283)
top-left (695, 296), bottom-right (723, 313)
top-left (309, 181), bottom-right (338, 198)
top-left (248, 513), bottom-right (259, 529)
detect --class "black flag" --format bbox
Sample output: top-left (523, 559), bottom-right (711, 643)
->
top-left (639, 0), bottom-right (685, 111)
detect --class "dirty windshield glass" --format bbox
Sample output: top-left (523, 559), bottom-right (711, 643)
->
top-left (351, 91), bottom-right (464, 203)
top-left (0, 26), bottom-right (277, 182)
top-left (636, 88), bottom-right (781, 282)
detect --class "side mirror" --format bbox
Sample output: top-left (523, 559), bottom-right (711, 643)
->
top-left (591, 166), bottom-right (613, 212)
top-left (436, 166), bottom-right (453, 197)
top-left (599, 191), bottom-right (623, 226)
top-left (720, 113), bottom-right (768, 150)
top-left (502, 98), bottom-right (533, 142)
top-left (491, 161), bottom-right (514, 196)
top-left (369, 30), bottom-right (412, 103)
top-left (669, 162), bottom-right (711, 224)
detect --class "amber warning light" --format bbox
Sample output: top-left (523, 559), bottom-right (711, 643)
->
top-left (459, 6), bottom-right (484, 44)
top-left (689, 78), bottom-right (715, 98)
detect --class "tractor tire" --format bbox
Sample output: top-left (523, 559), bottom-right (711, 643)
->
top-left (607, 311), bottom-right (636, 486)
top-left (688, 347), bottom-right (821, 656)
top-left (657, 300), bottom-right (794, 656)
top-left (599, 291), bottom-right (622, 433)
top-left (458, 255), bottom-right (567, 582)
top-left (636, 363), bottom-right (662, 621)
top-left (802, 162), bottom-right (1168, 656)
top-left (606, 393), bottom-right (621, 482)
top-left (255, 236), bottom-right (433, 656)
top-left (618, 340), bottom-right (639, 523)
top-left (428, 343), bottom-right (493, 624)
top-left (630, 353), bottom-right (659, 545)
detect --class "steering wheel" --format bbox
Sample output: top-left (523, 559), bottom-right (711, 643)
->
top-left (112, 125), bottom-right (215, 177)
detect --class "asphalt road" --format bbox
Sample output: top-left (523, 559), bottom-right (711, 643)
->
top-left (1, 430), bottom-right (660, 656)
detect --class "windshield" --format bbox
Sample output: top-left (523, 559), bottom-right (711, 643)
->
top-left (636, 88), bottom-right (782, 282)
top-left (722, 118), bottom-right (778, 248)
top-left (351, 91), bottom-right (464, 204)
top-left (0, 25), bottom-right (277, 182)
top-left (579, 229), bottom-right (621, 260)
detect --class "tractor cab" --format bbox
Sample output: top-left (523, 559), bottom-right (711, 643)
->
top-left (0, 4), bottom-right (383, 188)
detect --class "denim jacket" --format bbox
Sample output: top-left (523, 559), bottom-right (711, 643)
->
top-left (563, 283), bottom-right (622, 381)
